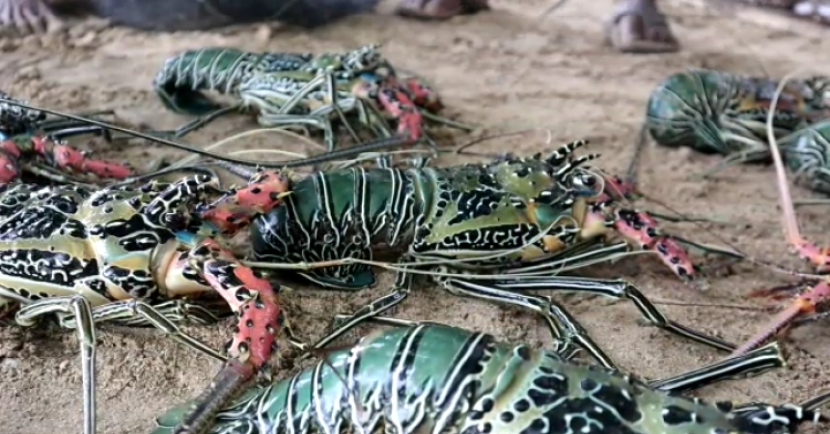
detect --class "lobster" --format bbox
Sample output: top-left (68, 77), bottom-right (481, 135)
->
top-left (152, 45), bottom-right (454, 153)
top-left (0, 175), bottom-right (290, 434)
top-left (0, 95), bottom-right (422, 434)
top-left (0, 91), bottom-right (134, 185)
top-left (727, 77), bottom-right (830, 356)
top-left (188, 138), bottom-right (744, 374)
top-left (629, 68), bottom-right (830, 187)
top-left (153, 321), bottom-right (828, 434)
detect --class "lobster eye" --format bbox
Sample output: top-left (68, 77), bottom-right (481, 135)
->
top-left (580, 174), bottom-right (597, 187)
top-left (570, 172), bottom-right (600, 197)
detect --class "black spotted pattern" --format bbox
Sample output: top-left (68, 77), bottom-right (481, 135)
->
top-left (99, 214), bottom-right (174, 251)
top-left (0, 208), bottom-right (85, 241)
top-left (662, 405), bottom-right (695, 425)
top-left (447, 190), bottom-right (506, 226)
top-left (0, 249), bottom-right (98, 287)
top-left (415, 224), bottom-right (540, 253)
top-left (102, 265), bottom-right (154, 298)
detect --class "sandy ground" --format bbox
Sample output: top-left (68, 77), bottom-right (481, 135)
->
top-left (1, 0), bottom-right (830, 433)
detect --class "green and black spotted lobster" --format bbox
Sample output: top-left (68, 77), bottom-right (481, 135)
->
top-left (191, 139), bottom-right (742, 374)
top-left (0, 96), bottom-right (420, 434)
top-left (152, 45), bottom-right (453, 153)
top-left (153, 322), bottom-right (829, 434)
top-left (629, 68), bottom-right (830, 188)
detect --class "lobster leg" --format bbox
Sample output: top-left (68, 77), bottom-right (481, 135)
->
top-left (647, 342), bottom-right (783, 393)
top-left (321, 72), bottom-right (363, 148)
top-left (173, 239), bottom-right (283, 434)
top-left (725, 392), bottom-right (830, 434)
top-left (43, 125), bottom-right (113, 142)
top-left (730, 86), bottom-right (830, 356)
top-left (470, 275), bottom-right (735, 354)
top-left (306, 264), bottom-right (734, 370)
top-left (698, 146), bottom-right (773, 180)
top-left (23, 161), bottom-right (96, 186)
top-left (307, 270), bottom-right (413, 353)
top-left (67, 299), bottom-right (229, 327)
top-left (354, 313), bottom-right (781, 395)
top-left (14, 295), bottom-right (96, 434)
top-left (255, 113), bottom-right (336, 152)
top-left (51, 298), bottom-right (229, 362)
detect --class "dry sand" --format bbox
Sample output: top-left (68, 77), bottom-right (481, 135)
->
top-left (1, 0), bottom-right (830, 433)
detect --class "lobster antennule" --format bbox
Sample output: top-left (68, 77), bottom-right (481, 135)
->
top-left (544, 138), bottom-right (589, 166)
top-left (555, 153), bottom-right (599, 180)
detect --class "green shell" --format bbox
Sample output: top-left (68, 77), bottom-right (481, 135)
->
top-left (152, 324), bottom-right (813, 434)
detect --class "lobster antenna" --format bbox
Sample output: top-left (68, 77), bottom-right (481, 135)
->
top-left (455, 128), bottom-right (553, 156)
top-left (0, 97), bottom-right (411, 168)
top-left (624, 123), bottom-right (649, 185)
top-left (538, 0), bottom-right (570, 20)
top-left (199, 135), bottom-right (422, 181)
top-left (111, 165), bottom-right (223, 186)
top-left (766, 69), bottom-right (806, 251)
top-left (170, 127), bottom-right (318, 170)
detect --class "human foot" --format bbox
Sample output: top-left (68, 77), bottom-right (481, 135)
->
top-left (395, 0), bottom-right (489, 20)
top-left (792, 1), bottom-right (830, 24)
top-left (604, 0), bottom-right (679, 53)
top-left (0, 0), bottom-right (61, 34)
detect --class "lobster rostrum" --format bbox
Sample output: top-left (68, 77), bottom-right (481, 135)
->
top-left (201, 139), bottom-right (739, 372)
top-left (153, 322), bottom-right (828, 434)
top-left (0, 91), bottom-right (134, 185)
top-left (152, 45), bottom-right (452, 153)
top-left (630, 69), bottom-right (830, 186)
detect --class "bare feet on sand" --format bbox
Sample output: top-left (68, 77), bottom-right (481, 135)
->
top-left (395, 0), bottom-right (489, 20)
top-left (0, 0), bottom-right (62, 34)
top-left (792, 1), bottom-right (830, 24)
top-left (604, 0), bottom-right (679, 53)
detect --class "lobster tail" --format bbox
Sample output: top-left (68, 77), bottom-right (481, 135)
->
top-left (90, 0), bottom-right (380, 32)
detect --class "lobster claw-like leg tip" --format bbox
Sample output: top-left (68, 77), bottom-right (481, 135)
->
top-left (732, 282), bottom-right (830, 357)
